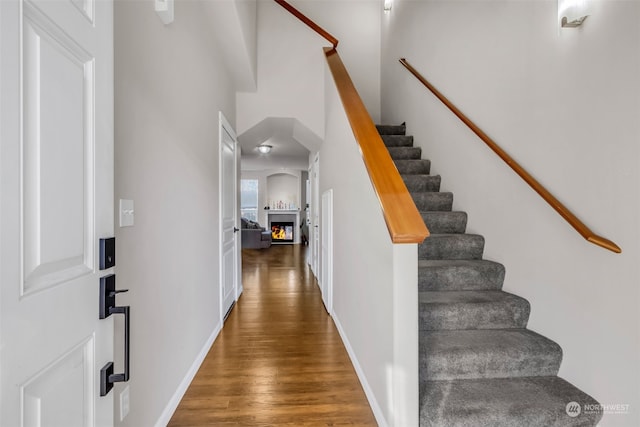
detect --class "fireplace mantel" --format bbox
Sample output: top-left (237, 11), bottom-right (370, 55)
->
top-left (267, 210), bottom-right (299, 214)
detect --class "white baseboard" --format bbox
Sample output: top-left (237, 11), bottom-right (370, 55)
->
top-left (331, 312), bottom-right (389, 427)
top-left (154, 322), bottom-right (221, 427)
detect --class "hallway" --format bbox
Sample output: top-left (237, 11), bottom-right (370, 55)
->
top-left (168, 245), bottom-right (377, 426)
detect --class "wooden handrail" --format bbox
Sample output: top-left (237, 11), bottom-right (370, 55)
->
top-left (399, 58), bottom-right (621, 253)
top-left (326, 49), bottom-right (428, 243)
top-left (274, 0), bottom-right (339, 48)
top-left (272, 0), bottom-right (428, 243)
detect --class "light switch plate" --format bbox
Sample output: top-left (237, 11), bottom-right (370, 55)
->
top-left (119, 199), bottom-right (134, 227)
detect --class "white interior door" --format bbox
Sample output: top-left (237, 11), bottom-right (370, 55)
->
top-left (321, 189), bottom-right (333, 314)
top-left (0, 0), bottom-right (114, 425)
top-left (219, 112), bottom-right (238, 322)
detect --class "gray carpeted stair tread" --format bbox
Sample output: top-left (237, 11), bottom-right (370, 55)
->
top-left (421, 211), bottom-right (467, 234)
top-left (412, 192), bottom-right (453, 211)
top-left (420, 376), bottom-right (603, 427)
top-left (381, 135), bottom-right (414, 147)
top-left (376, 124), bottom-right (406, 135)
top-left (395, 159), bottom-right (431, 174)
top-left (419, 234), bottom-right (484, 260)
top-left (403, 175), bottom-right (441, 192)
top-left (418, 259), bottom-right (505, 291)
top-left (419, 290), bottom-right (530, 330)
top-left (420, 329), bottom-right (563, 381)
top-left (388, 146), bottom-right (422, 160)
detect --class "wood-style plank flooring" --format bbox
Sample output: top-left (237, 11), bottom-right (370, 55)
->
top-left (168, 245), bottom-right (377, 426)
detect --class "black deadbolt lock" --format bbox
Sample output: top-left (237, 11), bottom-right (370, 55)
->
top-left (99, 237), bottom-right (115, 270)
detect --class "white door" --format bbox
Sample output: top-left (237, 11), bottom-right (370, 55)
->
top-left (321, 189), bottom-right (333, 313)
top-left (219, 112), bottom-right (239, 322)
top-left (311, 154), bottom-right (320, 277)
top-left (0, 0), bottom-right (114, 426)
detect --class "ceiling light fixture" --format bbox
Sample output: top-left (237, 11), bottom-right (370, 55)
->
top-left (257, 144), bottom-right (272, 154)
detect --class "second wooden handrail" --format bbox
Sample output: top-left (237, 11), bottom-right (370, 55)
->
top-left (399, 58), bottom-right (621, 253)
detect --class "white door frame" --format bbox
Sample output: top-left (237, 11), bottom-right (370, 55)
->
top-left (321, 189), bottom-right (333, 314)
top-left (311, 153), bottom-right (320, 278)
top-left (218, 112), bottom-right (240, 323)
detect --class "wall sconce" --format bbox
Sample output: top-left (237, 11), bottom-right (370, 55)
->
top-left (155, 0), bottom-right (174, 25)
top-left (384, 0), bottom-right (393, 12)
top-left (558, 0), bottom-right (589, 27)
top-left (257, 144), bottom-right (272, 154)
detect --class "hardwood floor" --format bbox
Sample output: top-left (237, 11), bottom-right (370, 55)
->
top-left (168, 245), bottom-right (377, 426)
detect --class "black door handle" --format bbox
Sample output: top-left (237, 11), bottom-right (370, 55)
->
top-left (233, 227), bottom-right (240, 233)
top-left (101, 305), bottom-right (130, 391)
top-left (99, 275), bottom-right (131, 396)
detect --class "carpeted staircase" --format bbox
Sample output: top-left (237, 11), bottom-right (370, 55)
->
top-left (376, 123), bottom-right (603, 427)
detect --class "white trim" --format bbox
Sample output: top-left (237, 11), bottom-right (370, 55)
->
top-left (331, 312), bottom-right (389, 427)
top-left (310, 153), bottom-right (320, 277)
top-left (153, 322), bottom-right (221, 427)
top-left (392, 244), bottom-right (419, 427)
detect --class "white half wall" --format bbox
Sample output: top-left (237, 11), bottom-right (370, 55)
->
top-left (382, 1), bottom-right (640, 426)
top-left (320, 56), bottom-right (418, 427)
top-left (114, 1), bottom-right (237, 425)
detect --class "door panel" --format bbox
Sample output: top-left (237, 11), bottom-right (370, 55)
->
top-left (220, 113), bottom-right (238, 320)
top-left (1, 0), bottom-right (114, 426)
top-left (23, 3), bottom-right (95, 294)
top-left (22, 338), bottom-right (94, 427)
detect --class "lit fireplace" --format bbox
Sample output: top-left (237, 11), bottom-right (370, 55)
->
top-left (271, 222), bottom-right (294, 243)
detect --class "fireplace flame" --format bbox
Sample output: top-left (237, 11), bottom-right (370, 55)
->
top-left (272, 226), bottom-right (286, 240)
top-left (271, 223), bottom-right (294, 241)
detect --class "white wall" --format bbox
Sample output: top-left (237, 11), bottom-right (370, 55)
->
top-left (201, 0), bottom-right (257, 91)
top-left (382, 1), bottom-right (640, 426)
top-left (285, 0), bottom-right (382, 123)
top-left (236, 0), bottom-right (381, 139)
top-left (234, 0), bottom-right (258, 88)
top-left (114, 2), bottom-right (239, 425)
top-left (267, 173), bottom-right (300, 209)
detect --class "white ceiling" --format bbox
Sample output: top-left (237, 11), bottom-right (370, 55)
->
top-left (238, 117), bottom-right (322, 171)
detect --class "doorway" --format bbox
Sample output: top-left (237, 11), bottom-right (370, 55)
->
top-left (219, 112), bottom-right (240, 322)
